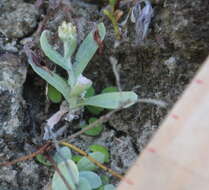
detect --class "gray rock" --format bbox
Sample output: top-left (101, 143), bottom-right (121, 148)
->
top-left (0, 166), bottom-right (18, 187)
top-left (17, 161), bottom-right (40, 188)
top-left (0, 0), bottom-right (23, 13)
top-left (0, 2), bottom-right (39, 39)
top-left (0, 53), bottom-right (26, 139)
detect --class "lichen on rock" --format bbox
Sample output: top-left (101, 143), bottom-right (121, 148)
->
top-left (0, 53), bottom-right (27, 139)
top-left (0, 2), bottom-right (39, 39)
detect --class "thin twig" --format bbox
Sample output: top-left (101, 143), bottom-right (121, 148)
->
top-left (0, 142), bottom-right (52, 167)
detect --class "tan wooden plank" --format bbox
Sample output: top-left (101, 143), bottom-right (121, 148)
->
top-left (117, 55), bottom-right (209, 190)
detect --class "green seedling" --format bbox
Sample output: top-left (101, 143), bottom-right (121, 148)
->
top-left (28, 21), bottom-right (137, 139)
top-left (103, 0), bottom-right (123, 39)
top-left (52, 146), bottom-right (116, 190)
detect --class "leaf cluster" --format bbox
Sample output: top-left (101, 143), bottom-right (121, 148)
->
top-left (51, 146), bottom-right (115, 190)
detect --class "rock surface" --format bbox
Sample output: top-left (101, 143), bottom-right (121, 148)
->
top-left (0, 53), bottom-right (26, 139)
top-left (0, 1), bottom-right (39, 39)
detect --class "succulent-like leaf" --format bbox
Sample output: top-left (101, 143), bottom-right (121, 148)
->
top-left (29, 62), bottom-right (71, 101)
top-left (52, 160), bottom-right (79, 190)
top-left (40, 30), bottom-right (69, 71)
top-left (73, 23), bottom-right (106, 78)
top-left (72, 155), bottom-right (83, 163)
top-left (82, 117), bottom-right (104, 136)
top-left (79, 171), bottom-right (102, 189)
top-left (36, 154), bottom-right (52, 166)
top-left (88, 144), bottom-right (109, 163)
top-left (47, 83), bottom-right (62, 103)
top-left (81, 92), bottom-right (138, 109)
top-left (78, 177), bottom-right (92, 190)
top-left (53, 147), bottom-right (72, 164)
top-left (77, 152), bottom-right (105, 171)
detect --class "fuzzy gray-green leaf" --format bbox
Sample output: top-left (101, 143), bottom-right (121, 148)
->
top-left (29, 62), bottom-right (71, 101)
top-left (52, 160), bottom-right (79, 190)
top-left (53, 147), bottom-right (72, 164)
top-left (77, 152), bottom-right (105, 171)
top-left (73, 23), bottom-right (106, 78)
top-left (78, 177), bottom-right (92, 190)
top-left (81, 92), bottom-right (138, 109)
top-left (40, 30), bottom-right (69, 71)
top-left (79, 171), bottom-right (102, 189)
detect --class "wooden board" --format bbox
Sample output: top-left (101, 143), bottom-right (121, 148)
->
top-left (117, 55), bottom-right (209, 190)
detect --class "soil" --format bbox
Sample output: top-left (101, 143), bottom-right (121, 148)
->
top-left (0, 0), bottom-right (209, 189)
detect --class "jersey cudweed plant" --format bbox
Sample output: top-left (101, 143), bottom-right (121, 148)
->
top-left (29, 21), bottom-right (138, 139)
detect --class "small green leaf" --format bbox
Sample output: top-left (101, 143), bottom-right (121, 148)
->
top-left (85, 86), bottom-right (95, 98)
top-left (74, 23), bottom-right (106, 78)
top-left (82, 117), bottom-right (104, 136)
top-left (40, 30), bottom-right (69, 71)
top-left (72, 155), bottom-right (83, 163)
top-left (29, 62), bottom-right (71, 102)
top-left (88, 145), bottom-right (109, 163)
top-left (104, 184), bottom-right (116, 190)
top-left (53, 147), bottom-right (72, 164)
top-left (77, 152), bottom-right (105, 171)
top-left (52, 160), bottom-right (79, 190)
top-left (47, 83), bottom-right (62, 103)
top-left (102, 87), bottom-right (118, 93)
top-left (78, 177), bottom-right (92, 190)
top-left (86, 106), bottom-right (104, 115)
top-left (81, 92), bottom-right (138, 109)
top-left (36, 154), bottom-right (51, 166)
top-left (79, 171), bottom-right (102, 189)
